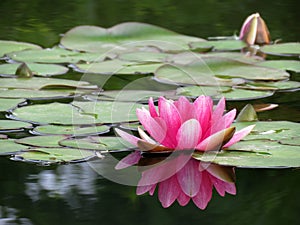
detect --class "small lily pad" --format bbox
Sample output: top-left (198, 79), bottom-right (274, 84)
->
top-left (12, 102), bottom-right (99, 125)
top-left (7, 47), bottom-right (106, 64)
top-left (239, 80), bottom-right (300, 91)
top-left (60, 23), bottom-right (205, 53)
top-left (176, 86), bottom-right (274, 101)
top-left (15, 135), bottom-right (67, 148)
top-left (87, 90), bottom-right (172, 102)
top-left (155, 57), bottom-right (289, 86)
top-left (59, 136), bottom-right (134, 151)
top-left (0, 98), bottom-right (25, 111)
top-left (190, 40), bottom-right (246, 51)
top-left (33, 124), bottom-right (110, 136)
top-left (71, 100), bottom-right (146, 123)
top-left (12, 101), bottom-right (145, 125)
top-left (256, 60), bottom-right (300, 73)
top-left (0, 139), bottom-right (27, 155)
top-left (0, 120), bottom-right (32, 131)
top-left (0, 77), bottom-right (98, 90)
top-left (0, 63), bottom-right (68, 76)
top-left (75, 59), bottom-right (163, 75)
top-left (193, 140), bottom-right (300, 168)
top-left (260, 42), bottom-right (300, 56)
top-left (12, 148), bottom-right (95, 164)
top-left (118, 51), bottom-right (171, 63)
top-left (0, 40), bottom-right (41, 57)
top-left (234, 121), bottom-right (300, 141)
top-left (0, 88), bottom-right (84, 99)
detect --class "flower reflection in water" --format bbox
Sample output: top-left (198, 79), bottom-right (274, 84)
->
top-left (115, 96), bottom-right (254, 209)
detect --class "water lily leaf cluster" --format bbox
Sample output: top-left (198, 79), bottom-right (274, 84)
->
top-left (0, 22), bottom-right (299, 165)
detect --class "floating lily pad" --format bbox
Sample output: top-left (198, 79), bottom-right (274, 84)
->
top-left (239, 80), bottom-right (300, 91)
top-left (15, 135), bottom-right (67, 148)
top-left (155, 57), bottom-right (289, 86)
top-left (193, 140), bottom-right (300, 168)
top-left (256, 60), bottom-right (300, 73)
top-left (0, 120), bottom-right (32, 131)
top-left (176, 86), bottom-right (274, 101)
top-left (0, 63), bottom-right (68, 76)
top-left (12, 102), bottom-right (98, 125)
top-left (71, 100), bottom-right (145, 123)
top-left (12, 148), bottom-right (95, 164)
top-left (234, 121), bottom-right (300, 141)
top-left (190, 40), bottom-right (246, 51)
top-left (60, 23), bottom-right (205, 53)
top-left (0, 98), bottom-right (25, 111)
top-left (12, 101), bottom-right (144, 125)
top-left (0, 139), bottom-right (27, 155)
top-left (260, 42), bottom-right (300, 56)
top-left (33, 124), bottom-right (110, 135)
top-left (0, 77), bottom-right (98, 90)
top-left (75, 59), bottom-right (163, 75)
top-left (7, 47), bottom-right (106, 64)
top-left (0, 88), bottom-right (85, 99)
top-left (118, 51), bottom-right (171, 63)
top-left (87, 90), bottom-right (172, 102)
top-left (59, 136), bottom-right (134, 151)
top-left (0, 40), bottom-right (41, 57)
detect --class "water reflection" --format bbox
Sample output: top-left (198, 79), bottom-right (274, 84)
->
top-left (25, 164), bottom-right (97, 206)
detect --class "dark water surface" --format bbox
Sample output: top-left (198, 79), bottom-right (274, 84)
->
top-left (0, 0), bottom-right (299, 224)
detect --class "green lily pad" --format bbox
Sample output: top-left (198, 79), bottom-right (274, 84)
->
top-left (239, 80), bottom-right (300, 91)
top-left (0, 139), bottom-right (27, 155)
top-left (118, 51), bottom-right (171, 63)
top-left (71, 100), bottom-right (145, 123)
top-left (0, 98), bottom-right (25, 111)
top-left (176, 86), bottom-right (274, 101)
top-left (7, 47), bottom-right (106, 64)
top-left (260, 42), bottom-right (300, 56)
top-left (0, 120), bottom-right (32, 131)
top-left (155, 57), bottom-right (289, 86)
top-left (12, 148), bottom-right (95, 164)
top-left (0, 63), bottom-right (68, 76)
top-left (12, 102), bottom-right (99, 125)
top-left (0, 77), bottom-right (98, 90)
top-left (256, 60), bottom-right (300, 73)
top-left (234, 121), bottom-right (300, 141)
top-left (279, 137), bottom-right (300, 146)
top-left (33, 124), bottom-right (110, 136)
top-left (59, 136), bottom-right (134, 151)
top-left (0, 88), bottom-right (84, 99)
top-left (60, 23), bottom-right (205, 53)
top-left (87, 90), bottom-right (172, 102)
top-left (75, 59), bottom-right (163, 75)
top-left (190, 40), bottom-right (246, 51)
top-left (15, 135), bottom-right (67, 148)
top-left (0, 40), bottom-right (41, 57)
top-left (12, 101), bottom-right (144, 125)
top-left (193, 140), bottom-right (300, 168)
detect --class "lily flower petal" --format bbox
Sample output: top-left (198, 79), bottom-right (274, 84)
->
top-left (192, 171), bottom-right (213, 210)
top-left (148, 97), bottom-right (158, 117)
top-left (115, 151), bottom-right (141, 170)
top-left (158, 176), bottom-right (181, 208)
top-left (115, 128), bottom-right (141, 146)
top-left (176, 158), bottom-right (201, 197)
top-left (176, 119), bottom-right (202, 150)
top-left (196, 127), bottom-right (236, 151)
top-left (223, 125), bottom-right (255, 148)
top-left (137, 108), bottom-right (167, 144)
top-left (174, 96), bottom-right (195, 122)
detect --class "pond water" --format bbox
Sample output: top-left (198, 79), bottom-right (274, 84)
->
top-left (0, 0), bottom-right (299, 225)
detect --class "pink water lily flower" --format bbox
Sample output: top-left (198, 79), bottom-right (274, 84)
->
top-left (239, 13), bottom-right (270, 45)
top-left (115, 96), bottom-right (254, 209)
